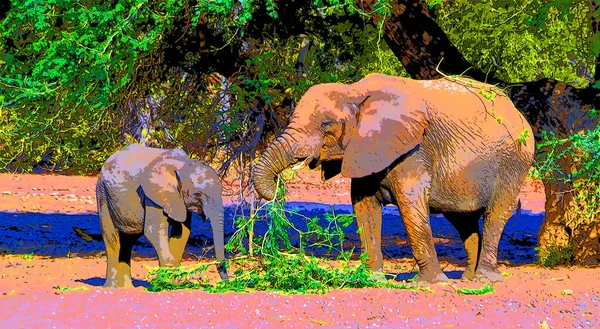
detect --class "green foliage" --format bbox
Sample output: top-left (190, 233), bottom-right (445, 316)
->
top-left (533, 125), bottom-right (600, 229)
top-left (525, 0), bottom-right (572, 28)
top-left (432, 0), bottom-right (593, 87)
top-left (517, 129), bottom-right (531, 145)
top-left (1, 0), bottom-right (407, 172)
top-left (145, 178), bottom-right (425, 294)
top-left (52, 285), bottom-right (88, 292)
top-left (451, 284), bottom-right (495, 295)
top-left (313, 0), bottom-right (393, 20)
top-left (478, 88), bottom-right (497, 101)
top-left (20, 252), bottom-right (34, 262)
top-left (355, 25), bottom-right (409, 77)
top-left (0, 0), bottom-right (187, 172)
top-left (535, 244), bottom-right (574, 267)
top-left (426, 0), bottom-right (444, 10)
top-left (145, 263), bottom-right (210, 292)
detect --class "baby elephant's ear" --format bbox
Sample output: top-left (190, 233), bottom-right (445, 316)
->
top-left (141, 159), bottom-right (188, 223)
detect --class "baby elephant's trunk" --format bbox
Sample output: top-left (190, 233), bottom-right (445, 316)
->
top-left (203, 195), bottom-right (228, 281)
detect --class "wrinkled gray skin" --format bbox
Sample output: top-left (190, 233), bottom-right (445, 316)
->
top-left (97, 144), bottom-right (228, 288)
top-left (253, 73), bottom-right (535, 284)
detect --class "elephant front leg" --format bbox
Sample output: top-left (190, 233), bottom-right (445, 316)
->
top-left (351, 184), bottom-right (384, 274)
top-left (169, 212), bottom-right (192, 263)
top-left (100, 216), bottom-right (124, 288)
top-left (144, 206), bottom-right (179, 267)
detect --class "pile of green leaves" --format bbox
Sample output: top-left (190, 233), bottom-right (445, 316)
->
top-left (451, 284), bottom-right (495, 295)
top-left (146, 175), bottom-right (420, 294)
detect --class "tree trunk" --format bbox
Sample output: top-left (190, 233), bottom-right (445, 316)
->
top-left (359, 0), bottom-right (600, 264)
top-left (357, 0), bottom-right (493, 82)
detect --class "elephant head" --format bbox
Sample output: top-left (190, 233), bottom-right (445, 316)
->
top-left (140, 155), bottom-right (228, 279)
top-left (253, 74), bottom-right (428, 201)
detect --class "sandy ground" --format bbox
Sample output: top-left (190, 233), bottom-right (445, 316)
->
top-left (1, 170), bottom-right (599, 328)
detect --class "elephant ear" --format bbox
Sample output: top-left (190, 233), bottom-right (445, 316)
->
top-left (141, 158), bottom-right (188, 223)
top-left (342, 96), bottom-right (428, 178)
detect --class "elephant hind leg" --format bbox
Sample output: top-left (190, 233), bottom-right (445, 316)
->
top-left (100, 210), bottom-right (140, 288)
top-left (99, 201), bottom-right (122, 288)
top-left (476, 199), bottom-right (517, 283)
top-left (116, 232), bottom-right (142, 287)
top-left (168, 212), bottom-right (192, 263)
top-left (444, 211), bottom-right (483, 281)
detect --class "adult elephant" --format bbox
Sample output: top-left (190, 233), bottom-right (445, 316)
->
top-left (97, 144), bottom-right (228, 288)
top-left (253, 73), bottom-right (535, 283)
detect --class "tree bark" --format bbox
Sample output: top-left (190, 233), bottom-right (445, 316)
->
top-left (359, 0), bottom-right (600, 264)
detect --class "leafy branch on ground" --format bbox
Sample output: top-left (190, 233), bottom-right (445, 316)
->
top-left (146, 172), bottom-right (428, 294)
top-left (52, 285), bottom-right (88, 292)
top-left (448, 284), bottom-right (495, 295)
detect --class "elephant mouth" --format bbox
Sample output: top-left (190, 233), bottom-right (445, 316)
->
top-left (300, 156), bottom-right (330, 170)
top-left (307, 157), bottom-right (320, 170)
top-left (290, 156), bottom-right (316, 170)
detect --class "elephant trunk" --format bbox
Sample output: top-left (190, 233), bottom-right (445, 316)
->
top-left (203, 196), bottom-right (228, 280)
top-left (211, 211), bottom-right (228, 281)
top-left (253, 134), bottom-right (300, 201)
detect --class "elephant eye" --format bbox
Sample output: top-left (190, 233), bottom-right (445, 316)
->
top-left (321, 120), bottom-right (333, 129)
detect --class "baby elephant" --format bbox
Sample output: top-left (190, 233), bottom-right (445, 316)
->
top-left (96, 144), bottom-right (228, 288)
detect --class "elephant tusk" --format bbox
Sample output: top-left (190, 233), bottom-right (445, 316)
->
top-left (291, 157), bottom-right (313, 170)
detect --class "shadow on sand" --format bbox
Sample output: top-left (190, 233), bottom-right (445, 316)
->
top-left (0, 202), bottom-right (544, 266)
top-left (76, 277), bottom-right (151, 289)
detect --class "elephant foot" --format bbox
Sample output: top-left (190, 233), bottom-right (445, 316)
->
top-left (461, 269), bottom-right (476, 281)
top-left (103, 282), bottom-right (119, 289)
top-left (217, 262), bottom-right (229, 281)
top-left (159, 258), bottom-right (179, 268)
top-left (415, 271), bottom-right (449, 284)
top-left (218, 271), bottom-right (229, 281)
top-left (474, 265), bottom-right (503, 283)
top-left (103, 279), bottom-right (134, 289)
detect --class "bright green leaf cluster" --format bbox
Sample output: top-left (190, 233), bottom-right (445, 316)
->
top-left (533, 122), bottom-right (600, 229)
top-left (432, 0), bottom-right (593, 87)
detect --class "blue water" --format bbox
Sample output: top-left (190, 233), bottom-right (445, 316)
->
top-left (0, 202), bottom-right (543, 265)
